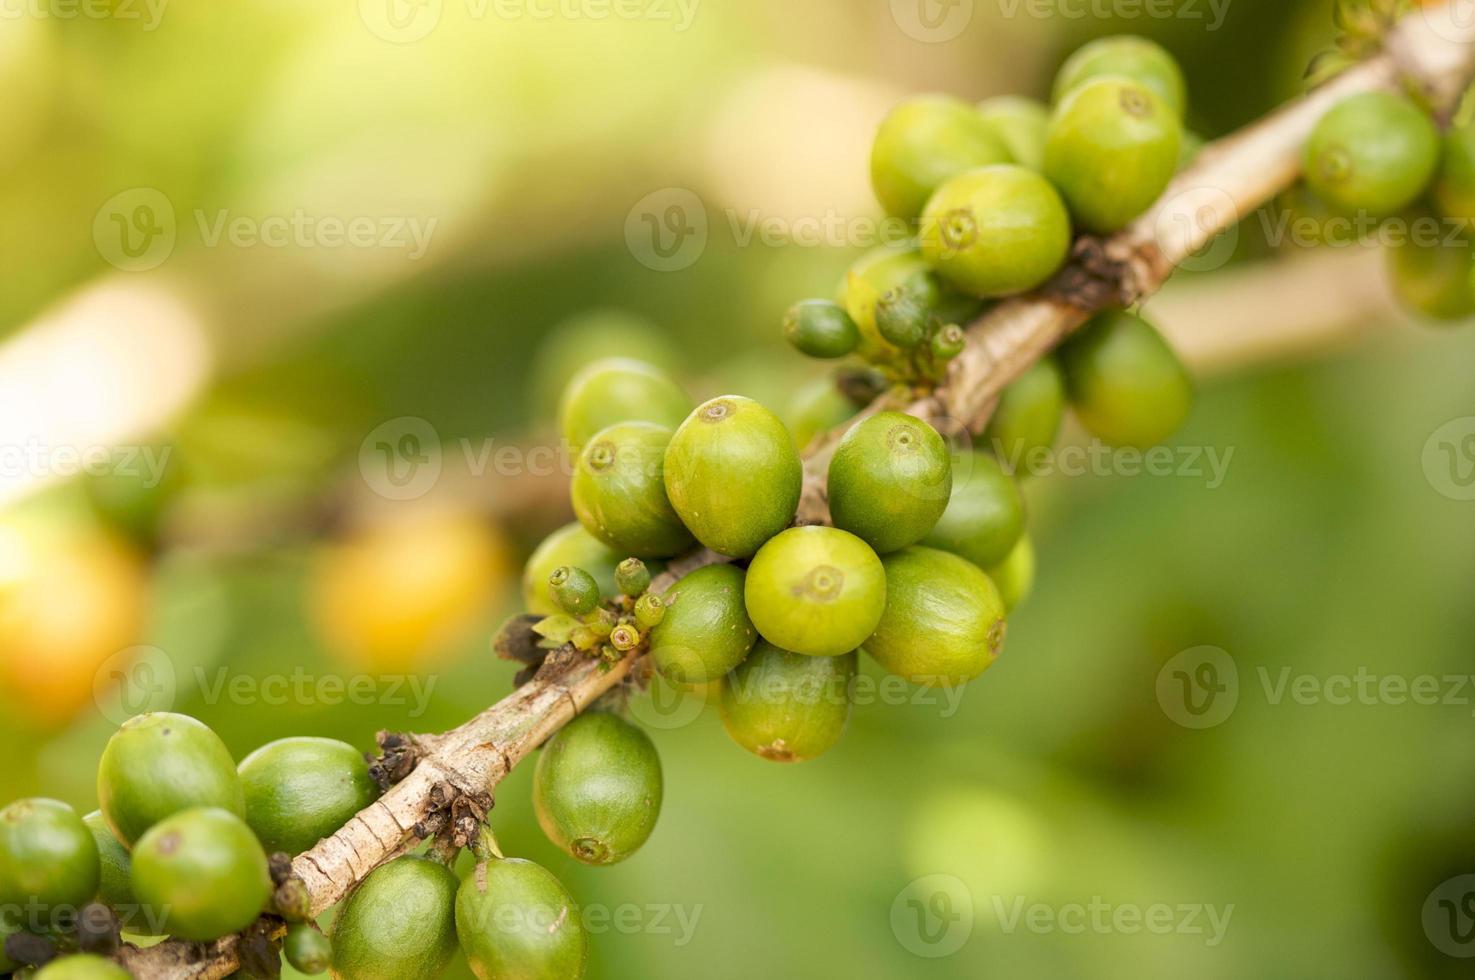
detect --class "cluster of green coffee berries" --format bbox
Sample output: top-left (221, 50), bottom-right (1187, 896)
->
top-left (0, 708), bottom-right (651, 978)
top-left (784, 35), bottom-right (1192, 384)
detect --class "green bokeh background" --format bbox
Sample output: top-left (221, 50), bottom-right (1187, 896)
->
top-left (1, 1), bottom-right (1473, 977)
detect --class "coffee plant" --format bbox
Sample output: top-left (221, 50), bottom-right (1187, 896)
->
top-left (4, 5), bottom-right (1475, 977)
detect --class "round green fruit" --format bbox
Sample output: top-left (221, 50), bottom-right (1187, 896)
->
top-left (987, 534), bottom-right (1035, 613)
top-left (1387, 227), bottom-right (1475, 322)
top-left (1435, 123), bottom-right (1475, 222)
top-left (1044, 77), bottom-right (1181, 233)
top-left (34, 955), bottom-right (132, 980)
top-left (648, 563), bottom-right (757, 686)
top-left (521, 523), bottom-right (622, 616)
top-left (663, 396), bottom-right (802, 558)
top-left (784, 376), bottom-right (858, 450)
top-left (82, 811), bottom-right (144, 928)
top-left (870, 94), bottom-right (1011, 220)
top-left (130, 807), bottom-right (270, 941)
top-left (1059, 310), bottom-right (1193, 448)
top-left (331, 856), bottom-right (459, 980)
top-left (456, 857), bottom-right (588, 980)
top-left (977, 95), bottom-right (1050, 171)
top-left (0, 799), bottom-right (99, 915)
top-left (1304, 91), bottom-right (1438, 217)
top-left (97, 712), bottom-right (244, 847)
top-left (784, 300), bottom-right (860, 359)
top-left (558, 357), bottom-right (692, 453)
top-left (839, 245), bottom-right (973, 362)
top-left (719, 643), bottom-right (855, 763)
top-left (983, 357), bottom-right (1065, 461)
top-left (1053, 34), bottom-right (1187, 118)
top-left (744, 526), bottom-right (886, 657)
top-left (532, 309), bottom-right (678, 416)
top-left (549, 565), bottom-right (600, 615)
top-left (920, 165), bottom-right (1072, 297)
top-left (533, 712), bottom-right (662, 866)
top-left (572, 422), bottom-right (694, 559)
top-left (920, 451), bottom-right (1026, 570)
top-left (285, 923), bottom-right (333, 975)
top-left (827, 412), bottom-right (952, 553)
top-left (238, 737), bottom-right (379, 857)
top-left (865, 547), bottom-right (1007, 687)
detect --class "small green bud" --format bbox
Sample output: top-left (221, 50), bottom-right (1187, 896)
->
top-left (931, 323), bottom-right (966, 361)
top-left (571, 625), bottom-right (600, 651)
top-left (634, 593), bottom-right (667, 629)
top-left (549, 566), bottom-right (599, 615)
top-left (784, 300), bottom-right (860, 359)
top-left (875, 287), bottom-right (930, 349)
top-left (284, 923), bottom-right (333, 975)
top-left (615, 557), bottom-right (652, 596)
top-left (609, 624), bottom-right (643, 652)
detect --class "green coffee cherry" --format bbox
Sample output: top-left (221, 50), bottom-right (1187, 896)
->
top-left (871, 94), bottom-right (1011, 220)
top-left (828, 412), bottom-right (952, 554)
top-left (96, 712), bottom-right (244, 847)
top-left (33, 955), bottom-right (131, 980)
top-left (130, 807), bottom-right (271, 941)
top-left (1304, 92), bottom-right (1438, 217)
top-left (1059, 310), bottom-right (1194, 448)
top-left (1045, 78), bottom-right (1181, 234)
top-left (839, 245), bottom-right (942, 362)
top-left (533, 712), bottom-right (662, 866)
top-left (284, 923), bottom-right (333, 975)
top-left (331, 856), bottom-right (459, 980)
top-left (866, 546), bottom-right (1007, 687)
top-left (82, 812), bottom-right (147, 933)
top-left (572, 422), bottom-right (695, 560)
top-left (784, 300), bottom-right (860, 359)
top-left (874, 286), bottom-right (932, 349)
top-left (719, 643), bottom-right (855, 763)
top-left (921, 451), bottom-right (1026, 570)
top-left (237, 737), bottom-right (379, 858)
top-left (456, 857), bottom-right (588, 980)
top-left (920, 165), bottom-right (1072, 297)
top-left (785, 376), bottom-right (859, 450)
top-left (615, 557), bottom-right (652, 597)
top-left (977, 95), bottom-right (1050, 171)
top-left (1435, 124), bottom-right (1475, 222)
top-left (549, 566), bottom-right (601, 616)
top-left (0, 799), bottom-right (99, 918)
top-left (522, 523), bottom-right (623, 616)
top-left (1387, 228), bottom-right (1475, 323)
top-left (664, 396), bottom-right (802, 558)
top-left (983, 357), bottom-right (1066, 462)
top-left (987, 534), bottom-right (1035, 613)
top-left (744, 526), bottom-right (886, 657)
top-left (558, 357), bottom-right (692, 453)
top-left (931, 324), bottom-right (966, 362)
top-left (633, 593), bottom-right (667, 630)
top-left (1053, 34), bottom-right (1187, 118)
top-left (648, 563), bottom-right (757, 686)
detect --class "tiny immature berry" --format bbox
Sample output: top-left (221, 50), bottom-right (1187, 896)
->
top-left (875, 287), bottom-right (930, 349)
top-left (931, 324), bottom-right (966, 361)
top-left (784, 300), bottom-right (860, 359)
top-left (609, 624), bottom-right (643, 652)
top-left (283, 923), bottom-right (332, 975)
top-left (549, 566), bottom-right (600, 616)
top-left (634, 593), bottom-right (666, 630)
top-left (615, 557), bottom-right (652, 597)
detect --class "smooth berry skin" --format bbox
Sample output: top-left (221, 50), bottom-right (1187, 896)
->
top-left (744, 526), bottom-right (886, 658)
top-left (983, 357), bottom-right (1066, 463)
top-left (237, 736), bottom-right (379, 858)
top-left (522, 522), bottom-right (623, 616)
top-left (921, 451), bottom-right (1026, 571)
top-left (1387, 226), bottom-right (1475, 324)
top-left (1435, 123), bottom-right (1475, 222)
top-left (130, 806), bottom-right (271, 941)
top-left (977, 95), bottom-right (1051, 171)
top-left (871, 94), bottom-right (1011, 220)
top-left (1304, 92), bottom-right (1438, 218)
top-left (34, 955), bottom-right (133, 980)
top-left (572, 422), bottom-right (695, 560)
top-left (1045, 77), bottom-right (1181, 234)
top-left (986, 533), bottom-right (1036, 613)
top-left (1053, 34), bottom-right (1187, 118)
top-left (827, 412), bottom-right (952, 554)
top-left (533, 712), bottom-right (662, 866)
top-left (0, 798), bottom-right (99, 917)
top-left (457, 857), bottom-right (588, 980)
top-left (1060, 310), bottom-right (1193, 449)
top-left (920, 165), bottom-right (1072, 298)
top-left (719, 642), bottom-right (856, 763)
top-left (558, 357), bottom-right (692, 454)
top-left (649, 563), bottom-right (758, 687)
top-left (331, 856), bottom-right (459, 980)
top-left (784, 300), bottom-right (860, 359)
